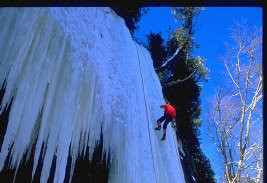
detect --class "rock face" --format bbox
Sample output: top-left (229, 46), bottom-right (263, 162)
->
top-left (0, 7), bottom-right (185, 183)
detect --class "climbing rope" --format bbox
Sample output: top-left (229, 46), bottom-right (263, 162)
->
top-left (138, 46), bottom-right (165, 104)
top-left (134, 42), bottom-right (158, 183)
top-left (139, 45), bottom-right (182, 159)
top-left (139, 47), bottom-right (190, 123)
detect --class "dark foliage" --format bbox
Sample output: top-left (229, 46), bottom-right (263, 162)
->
top-left (146, 32), bottom-right (167, 69)
top-left (111, 7), bottom-right (148, 37)
top-left (164, 56), bottom-right (216, 183)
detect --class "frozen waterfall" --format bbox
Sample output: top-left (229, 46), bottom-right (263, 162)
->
top-left (0, 7), bottom-right (185, 183)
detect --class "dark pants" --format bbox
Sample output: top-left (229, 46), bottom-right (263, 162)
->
top-left (157, 113), bottom-right (172, 129)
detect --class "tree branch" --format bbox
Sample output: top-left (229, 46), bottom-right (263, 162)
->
top-left (155, 46), bottom-right (182, 72)
top-left (162, 69), bottom-right (197, 87)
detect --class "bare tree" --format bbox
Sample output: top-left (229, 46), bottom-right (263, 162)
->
top-left (206, 21), bottom-right (262, 183)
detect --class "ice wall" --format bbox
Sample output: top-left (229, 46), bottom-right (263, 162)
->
top-left (0, 8), bottom-right (185, 183)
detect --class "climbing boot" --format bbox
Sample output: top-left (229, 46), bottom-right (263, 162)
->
top-left (155, 126), bottom-right (161, 131)
top-left (161, 134), bottom-right (166, 141)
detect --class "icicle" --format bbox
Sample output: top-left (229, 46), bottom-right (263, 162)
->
top-left (0, 7), bottom-right (186, 183)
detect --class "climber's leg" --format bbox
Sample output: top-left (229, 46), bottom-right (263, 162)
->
top-left (155, 115), bottom-right (166, 130)
top-left (161, 114), bottom-right (172, 140)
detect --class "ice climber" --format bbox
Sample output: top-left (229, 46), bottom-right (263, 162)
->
top-left (155, 102), bottom-right (176, 141)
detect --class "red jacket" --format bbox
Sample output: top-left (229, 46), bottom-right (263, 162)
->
top-left (160, 104), bottom-right (176, 119)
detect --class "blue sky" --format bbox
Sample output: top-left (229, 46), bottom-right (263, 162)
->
top-left (134, 7), bottom-right (262, 181)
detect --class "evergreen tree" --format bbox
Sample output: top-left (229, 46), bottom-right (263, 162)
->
top-left (146, 32), bottom-right (167, 69)
top-left (147, 7), bottom-right (215, 182)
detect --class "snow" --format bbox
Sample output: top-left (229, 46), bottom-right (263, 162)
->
top-left (0, 7), bottom-right (185, 183)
